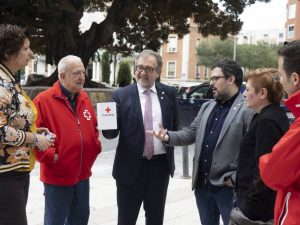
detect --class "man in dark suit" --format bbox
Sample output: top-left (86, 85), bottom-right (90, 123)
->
top-left (103, 49), bottom-right (178, 225)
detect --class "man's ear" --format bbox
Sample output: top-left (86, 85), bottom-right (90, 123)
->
top-left (228, 75), bottom-right (235, 84)
top-left (291, 72), bottom-right (300, 87)
top-left (59, 72), bottom-right (66, 80)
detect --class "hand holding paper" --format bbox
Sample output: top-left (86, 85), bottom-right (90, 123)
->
top-left (97, 102), bottom-right (117, 130)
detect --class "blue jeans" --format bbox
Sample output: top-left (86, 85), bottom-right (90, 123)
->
top-left (44, 179), bottom-right (90, 225)
top-left (194, 186), bottom-right (233, 225)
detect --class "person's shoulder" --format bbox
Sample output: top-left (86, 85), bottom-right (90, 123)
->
top-left (34, 86), bottom-right (55, 101)
top-left (114, 83), bottom-right (136, 95)
top-left (260, 105), bottom-right (289, 122)
top-left (157, 82), bottom-right (173, 89)
top-left (156, 82), bottom-right (176, 94)
top-left (79, 89), bottom-right (89, 98)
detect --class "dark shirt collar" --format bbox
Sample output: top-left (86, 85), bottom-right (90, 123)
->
top-left (59, 81), bottom-right (78, 112)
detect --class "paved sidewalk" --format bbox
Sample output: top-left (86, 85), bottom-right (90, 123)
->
top-left (27, 143), bottom-right (202, 225)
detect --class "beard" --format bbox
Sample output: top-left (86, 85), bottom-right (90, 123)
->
top-left (214, 90), bottom-right (232, 103)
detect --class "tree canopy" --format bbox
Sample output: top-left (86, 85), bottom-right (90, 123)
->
top-left (197, 38), bottom-right (281, 70)
top-left (0, 0), bottom-right (270, 86)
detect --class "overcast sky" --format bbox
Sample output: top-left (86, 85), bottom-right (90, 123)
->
top-left (80, 0), bottom-right (287, 33)
top-left (240, 0), bottom-right (287, 31)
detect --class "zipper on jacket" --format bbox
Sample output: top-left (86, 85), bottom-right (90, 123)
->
top-left (61, 95), bottom-right (84, 178)
top-left (278, 192), bottom-right (291, 225)
top-left (77, 117), bottom-right (83, 177)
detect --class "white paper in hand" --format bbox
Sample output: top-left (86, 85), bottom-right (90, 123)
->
top-left (97, 102), bottom-right (117, 130)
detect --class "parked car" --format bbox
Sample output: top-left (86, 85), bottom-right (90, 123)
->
top-left (177, 82), bottom-right (294, 129)
top-left (177, 82), bottom-right (212, 128)
top-left (174, 82), bottom-right (204, 98)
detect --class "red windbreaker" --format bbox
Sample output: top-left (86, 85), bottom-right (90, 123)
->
top-left (259, 89), bottom-right (300, 225)
top-left (33, 81), bottom-right (101, 186)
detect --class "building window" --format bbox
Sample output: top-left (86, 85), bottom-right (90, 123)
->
top-left (168, 35), bottom-right (177, 52)
top-left (287, 25), bottom-right (295, 38)
top-left (288, 3), bottom-right (296, 19)
top-left (167, 61), bottom-right (176, 77)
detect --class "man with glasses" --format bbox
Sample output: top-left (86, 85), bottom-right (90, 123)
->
top-left (33, 55), bottom-right (101, 225)
top-left (103, 50), bottom-right (178, 225)
top-left (154, 58), bottom-right (254, 225)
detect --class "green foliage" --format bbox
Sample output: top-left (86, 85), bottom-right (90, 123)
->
top-left (237, 42), bottom-right (280, 69)
top-left (197, 39), bottom-right (234, 67)
top-left (101, 51), bottom-right (110, 83)
top-left (117, 61), bottom-right (132, 87)
top-left (197, 39), bottom-right (280, 70)
top-left (0, 0), bottom-right (271, 86)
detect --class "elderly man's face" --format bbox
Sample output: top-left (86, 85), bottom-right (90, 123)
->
top-left (60, 61), bottom-right (86, 94)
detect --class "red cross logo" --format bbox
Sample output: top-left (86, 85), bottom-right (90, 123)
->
top-left (105, 107), bottom-right (111, 113)
top-left (83, 110), bottom-right (91, 120)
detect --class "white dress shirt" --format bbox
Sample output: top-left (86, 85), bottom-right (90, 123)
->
top-left (137, 83), bottom-right (166, 155)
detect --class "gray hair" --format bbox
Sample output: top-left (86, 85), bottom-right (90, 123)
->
top-left (135, 50), bottom-right (162, 75)
top-left (57, 55), bottom-right (83, 80)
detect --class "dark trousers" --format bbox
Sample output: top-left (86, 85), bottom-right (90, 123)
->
top-left (117, 155), bottom-right (170, 225)
top-left (44, 179), bottom-right (90, 225)
top-left (0, 172), bottom-right (30, 225)
top-left (194, 186), bottom-right (233, 225)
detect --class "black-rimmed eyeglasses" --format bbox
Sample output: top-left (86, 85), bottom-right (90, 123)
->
top-left (210, 76), bottom-right (225, 82)
top-left (135, 65), bottom-right (155, 74)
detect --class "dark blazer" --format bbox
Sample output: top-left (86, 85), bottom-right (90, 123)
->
top-left (103, 82), bottom-right (179, 186)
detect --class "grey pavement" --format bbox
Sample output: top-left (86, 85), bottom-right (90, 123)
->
top-left (27, 134), bottom-right (205, 225)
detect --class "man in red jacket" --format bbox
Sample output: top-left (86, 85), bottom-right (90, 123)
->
top-left (33, 55), bottom-right (102, 225)
top-left (259, 40), bottom-right (300, 225)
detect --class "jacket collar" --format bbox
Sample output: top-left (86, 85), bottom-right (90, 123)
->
top-left (285, 89), bottom-right (300, 119)
top-left (52, 81), bottom-right (88, 101)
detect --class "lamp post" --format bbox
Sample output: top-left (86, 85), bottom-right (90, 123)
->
top-left (113, 54), bottom-right (117, 86)
top-left (233, 35), bottom-right (237, 61)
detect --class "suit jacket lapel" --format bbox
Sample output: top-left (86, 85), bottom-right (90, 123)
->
top-left (217, 93), bottom-right (244, 145)
top-left (156, 83), bottom-right (168, 127)
top-left (194, 101), bottom-right (216, 160)
top-left (131, 84), bottom-right (144, 126)
top-left (155, 83), bottom-right (171, 128)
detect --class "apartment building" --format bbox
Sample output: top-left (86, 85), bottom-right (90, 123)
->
top-left (237, 29), bottom-right (286, 45)
top-left (160, 20), bottom-right (210, 85)
top-left (286, 0), bottom-right (300, 41)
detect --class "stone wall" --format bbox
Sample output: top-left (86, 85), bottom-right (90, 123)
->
top-left (23, 86), bottom-right (115, 110)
